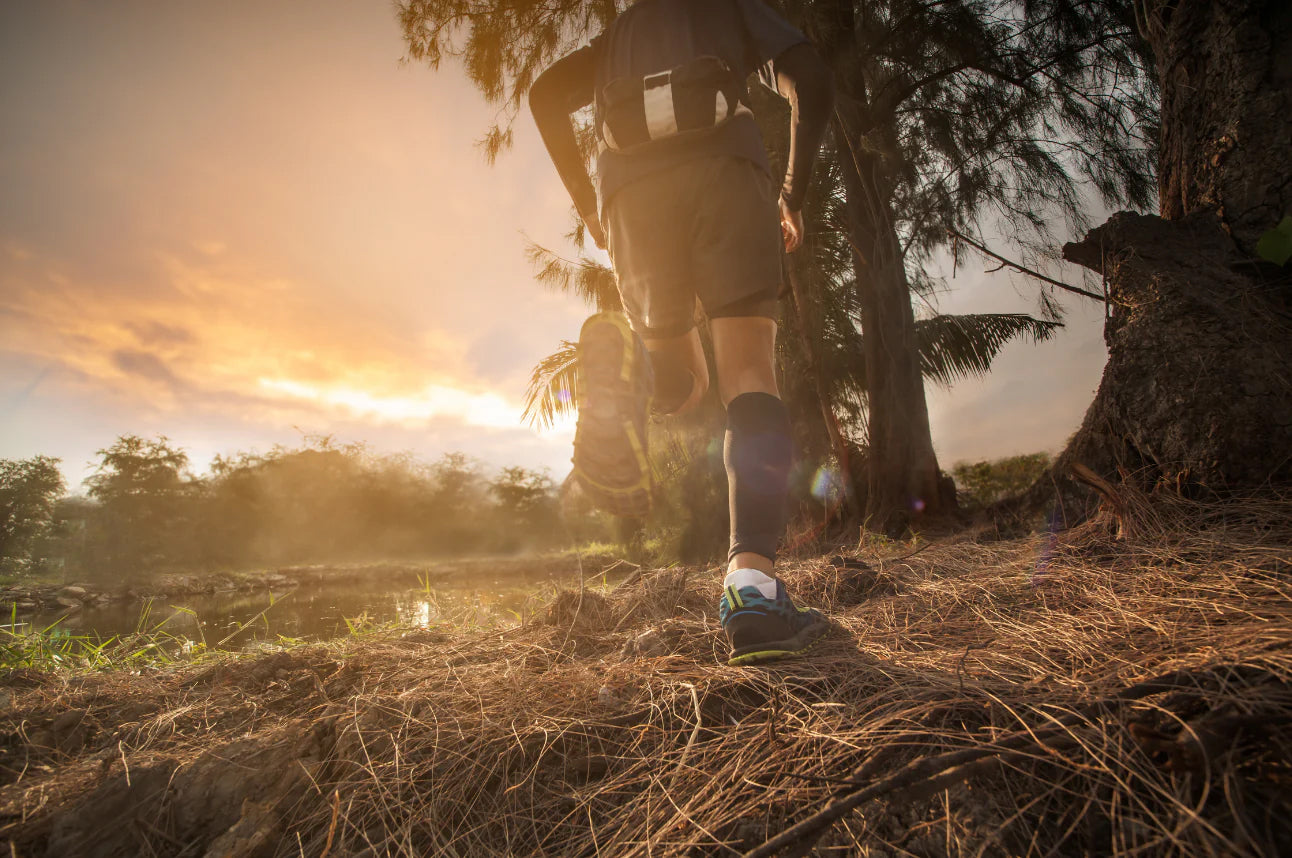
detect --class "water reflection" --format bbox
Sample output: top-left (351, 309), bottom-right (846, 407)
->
top-left (23, 571), bottom-right (582, 650)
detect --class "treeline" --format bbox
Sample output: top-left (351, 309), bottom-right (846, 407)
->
top-left (0, 436), bottom-right (612, 581)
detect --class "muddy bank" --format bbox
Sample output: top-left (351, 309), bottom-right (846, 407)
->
top-left (0, 552), bottom-right (617, 619)
top-left (2, 492), bottom-right (1289, 857)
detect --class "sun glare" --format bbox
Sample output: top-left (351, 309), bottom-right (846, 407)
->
top-left (258, 377), bottom-right (523, 428)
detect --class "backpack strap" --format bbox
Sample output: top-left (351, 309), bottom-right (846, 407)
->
top-left (729, 0), bottom-right (755, 107)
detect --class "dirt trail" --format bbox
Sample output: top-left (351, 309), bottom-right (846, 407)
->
top-left (2, 491), bottom-right (1290, 857)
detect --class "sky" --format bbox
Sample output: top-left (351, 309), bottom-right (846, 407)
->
top-left (0, 0), bottom-right (1110, 491)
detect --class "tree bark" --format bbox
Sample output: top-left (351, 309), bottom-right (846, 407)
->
top-left (1150, 0), bottom-right (1292, 253)
top-left (1056, 0), bottom-right (1292, 496)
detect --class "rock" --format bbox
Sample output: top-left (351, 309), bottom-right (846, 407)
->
top-left (56, 597), bottom-right (84, 610)
top-left (59, 586), bottom-right (88, 599)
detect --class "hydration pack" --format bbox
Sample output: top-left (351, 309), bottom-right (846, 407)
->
top-left (595, 54), bottom-right (752, 153)
top-left (594, 0), bottom-right (755, 154)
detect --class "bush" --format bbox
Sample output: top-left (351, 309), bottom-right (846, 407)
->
top-left (0, 456), bottom-right (65, 578)
top-left (952, 452), bottom-right (1051, 509)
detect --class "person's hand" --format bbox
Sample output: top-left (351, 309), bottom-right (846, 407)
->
top-left (780, 196), bottom-right (804, 253)
top-left (586, 218), bottom-right (607, 251)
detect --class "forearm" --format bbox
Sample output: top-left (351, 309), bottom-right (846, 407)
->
top-left (775, 44), bottom-right (834, 211)
top-left (529, 50), bottom-right (599, 232)
top-left (532, 100), bottom-right (599, 227)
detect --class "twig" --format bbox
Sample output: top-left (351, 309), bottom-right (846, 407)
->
top-left (947, 229), bottom-right (1103, 301)
top-left (676, 683), bottom-right (703, 772)
top-left (320, 789), bottom-right (340, 858)
top-left (118, 740), bottom-right (130, 787)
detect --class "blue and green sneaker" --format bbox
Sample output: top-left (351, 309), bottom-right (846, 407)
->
top-left (572, 312), bottom-right (654, 518)
top-left (719, 573), bottom-right (828, 666)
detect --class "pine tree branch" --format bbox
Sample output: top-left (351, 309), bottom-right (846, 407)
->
top-left (872, 61), bottom-right (973, 120)
top-left (948, 229), bottom-right (1103, 301)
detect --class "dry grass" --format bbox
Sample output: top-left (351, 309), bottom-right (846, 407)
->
top-left (2, 487), bottom-right (1289, 857)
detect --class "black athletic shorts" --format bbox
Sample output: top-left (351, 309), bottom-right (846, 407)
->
top-left (603, 155), bottom-right (782, 339)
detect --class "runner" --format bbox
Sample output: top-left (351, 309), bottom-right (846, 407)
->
top-left (529, 0), bottom-right (833, 665)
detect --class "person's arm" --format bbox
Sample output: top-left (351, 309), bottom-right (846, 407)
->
top-left (741, 0), bottom-right (834, 251)
top-left (771, 43), bottom-right (833, 214)
top-left (528, 46), bottom-right (604, 248)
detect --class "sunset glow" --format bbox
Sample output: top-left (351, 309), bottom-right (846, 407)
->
top-left (1, 0), bottom-right (1104, 486)
top-left (257, 378), bottom-right (523, 428)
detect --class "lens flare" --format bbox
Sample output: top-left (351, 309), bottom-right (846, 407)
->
top-left (910, 497), bottom-right (926, 513)
top-left (811, 466), bottom-right (841, 503)
top-left (1032, 507), bottom-right (1064, 587)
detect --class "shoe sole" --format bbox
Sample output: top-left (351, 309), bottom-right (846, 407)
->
top-left (727, 620), bottom-right (829, 666)
top-left (573, 313), bottom-right (652, 517)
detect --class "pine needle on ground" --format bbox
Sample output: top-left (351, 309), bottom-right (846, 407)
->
top-left (2, 488), bottom-right (1289, 857)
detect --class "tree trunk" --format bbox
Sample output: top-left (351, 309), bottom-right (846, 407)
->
top-left (836, 129), bottom-right (954, 530)
top-left (808, 0), bottom-right (957, 532)
top-left (1055, 0), bottom-right (1292, 497)
top-left (1151, 0), bottom-right (1292, 254)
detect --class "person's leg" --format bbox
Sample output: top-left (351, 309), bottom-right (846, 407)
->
top-left (710, 316), bottom-right (786, 577)
top-left (573, 164), bottom-right (700, 516)
top-left (642, 325), bottom-right (709, 415)
top-left (712, 314), bottom-right (825, 665)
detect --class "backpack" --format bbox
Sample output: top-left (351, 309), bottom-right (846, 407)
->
top-left (594, 0), bottom-right (754, 154)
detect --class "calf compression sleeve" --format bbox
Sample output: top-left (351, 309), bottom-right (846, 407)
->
top-left (725, 392), bottom-right (792, 562)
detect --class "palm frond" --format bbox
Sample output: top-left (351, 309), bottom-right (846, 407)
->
top-left (522, 340), bottom-right (580, 430)
top-left (916, 313), bottom-right (1062, 387)
top-left (523, 240), bottom-right (620, 311)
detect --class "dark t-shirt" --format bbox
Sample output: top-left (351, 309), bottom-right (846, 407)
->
top-left (590, 0), bottom-right (808, 208)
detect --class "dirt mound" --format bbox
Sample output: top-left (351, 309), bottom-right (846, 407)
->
top-left (2, 490), bottom-right (1290, 856)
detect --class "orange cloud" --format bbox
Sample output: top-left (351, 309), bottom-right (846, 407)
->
top-left (0, 240), bottom-right (537, 431)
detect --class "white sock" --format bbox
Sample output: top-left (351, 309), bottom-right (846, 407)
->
top-left (723, 568), bottom-right (777, 600)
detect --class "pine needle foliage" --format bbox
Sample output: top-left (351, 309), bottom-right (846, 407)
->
top-left (523, 241), bottom-right (620, 311)
top-left (398, 0), bottom-right (619, 162)
top-left (791, 0), bottom-right (1157, 265)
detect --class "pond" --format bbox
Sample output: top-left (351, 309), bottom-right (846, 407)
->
top-left (14, 559), bottom-right (626, 650)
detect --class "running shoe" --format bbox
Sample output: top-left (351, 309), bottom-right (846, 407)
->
top-left (572, 312), bottom-right (654, 517)
top-left (719, 576), bottom-right (828, 666)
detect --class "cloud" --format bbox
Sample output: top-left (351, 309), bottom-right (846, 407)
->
top-left (124, 320), bottom-right (194, 347)
top-left (111, 349), bottom-right (181, 388)
top-left (0, 241), bottom-right (533, 430)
